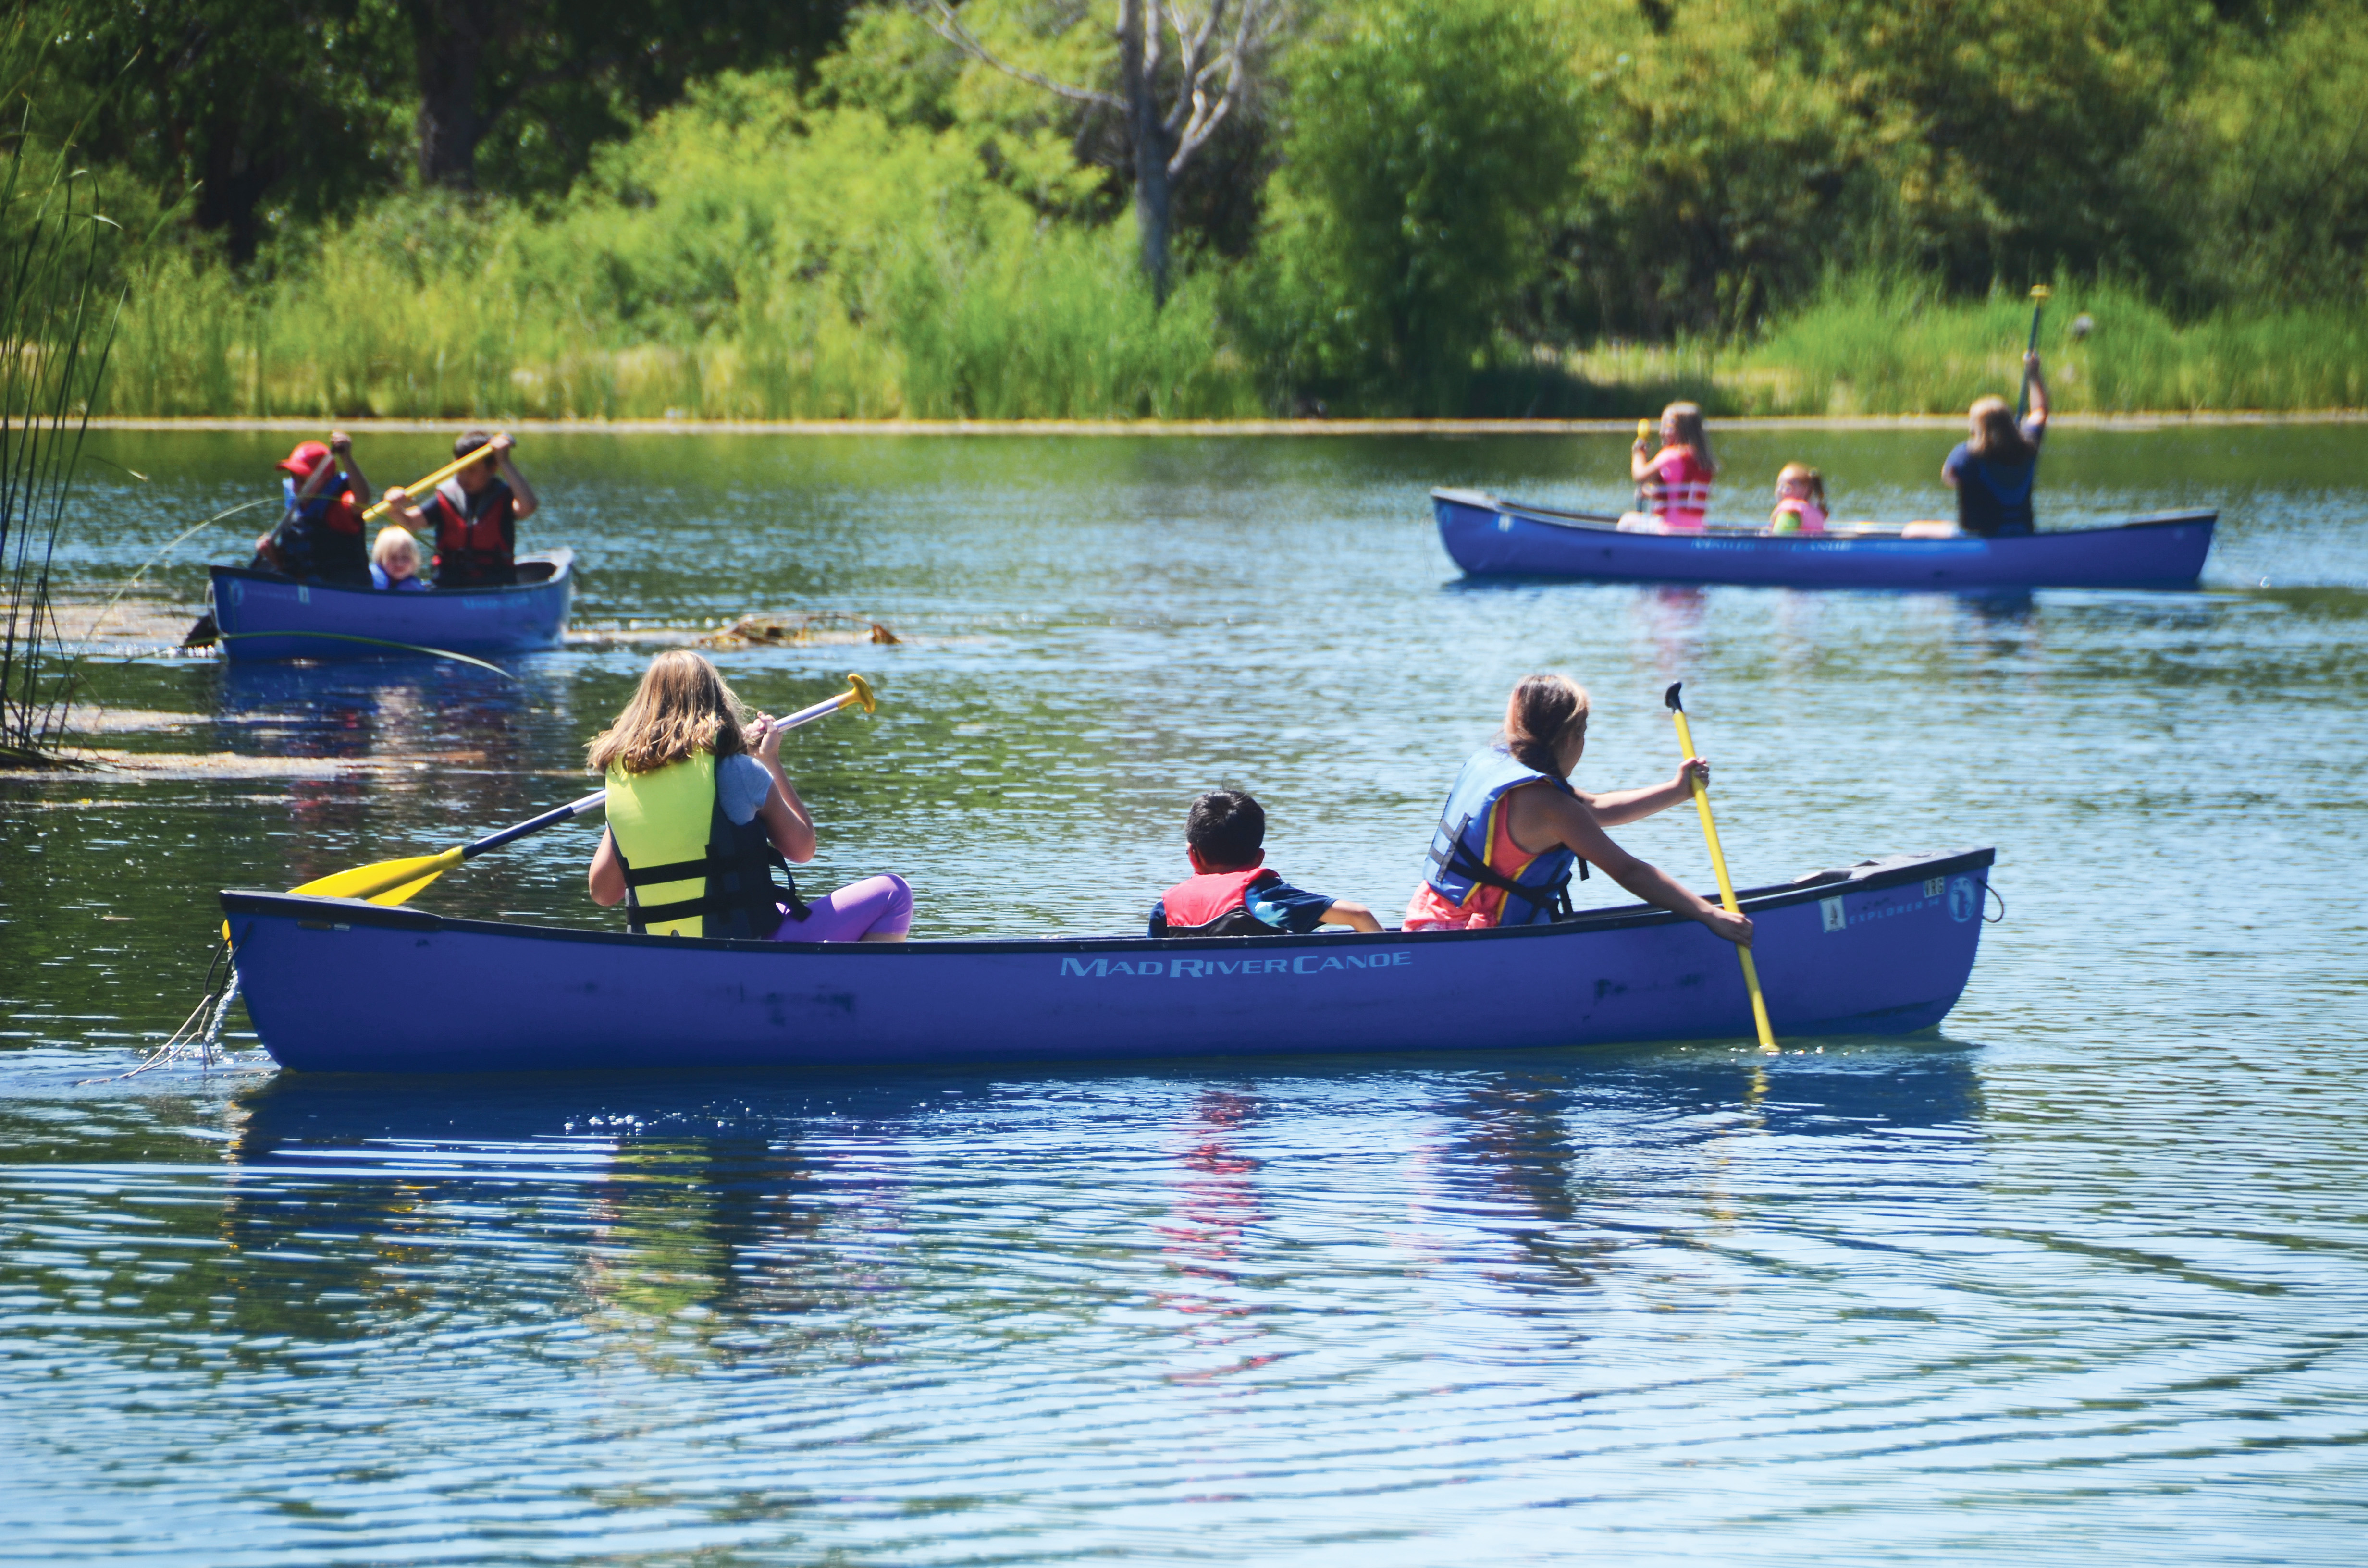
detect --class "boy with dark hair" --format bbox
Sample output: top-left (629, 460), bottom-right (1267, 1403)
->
top-left (381, 430), bottom-right (540, 589)
top-left (1149, 790), bottom-right (1383, 938)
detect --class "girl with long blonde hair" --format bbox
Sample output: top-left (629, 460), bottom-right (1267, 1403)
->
top-left (586, 650), bottom-right (911, 942)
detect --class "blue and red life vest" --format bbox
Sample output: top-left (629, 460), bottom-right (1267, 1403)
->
top-left (1158, 867), bottom-right (1283, 937)
top-left (277, 473), bottom-right (370, 584)
top-left (422, 476), bottom-right (518, 588)
top-left (1421, 747), bottom-right (1585, 926)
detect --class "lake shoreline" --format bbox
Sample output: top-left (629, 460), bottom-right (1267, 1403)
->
top-left (81, 410), bottom-right (2368, 438)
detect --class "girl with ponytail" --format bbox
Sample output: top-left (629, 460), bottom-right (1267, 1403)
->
top-left (1406, 674), bottom-right (1753, 944)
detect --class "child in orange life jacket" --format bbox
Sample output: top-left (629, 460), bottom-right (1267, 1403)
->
top-left (1618, 403), bottom-right (1717, 533)
top-left (1768, 463), bottom-right (1828, 534)
top-left (380, 430), bottom-right (540, 589)
top-left (1149, 791), bottom-right (1383, 938)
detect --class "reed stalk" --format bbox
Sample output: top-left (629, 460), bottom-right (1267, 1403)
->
top-left (0, 114), bottom-right (122, 767)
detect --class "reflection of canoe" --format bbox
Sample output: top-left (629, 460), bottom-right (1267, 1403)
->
top-left (220, 846), bottom-right (1995, 1074)
top-left (1435, 490), bottom-right (2215, 589)
top-left (207, 548), bottom-right (574, 661)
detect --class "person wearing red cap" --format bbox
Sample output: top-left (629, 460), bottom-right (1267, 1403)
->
top-left (255, 431), bottom-right (376, 585)
top-left (380, 430), bottom-right (539, 589)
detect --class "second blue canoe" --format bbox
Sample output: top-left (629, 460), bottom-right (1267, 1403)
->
top-left (1436, 490), bottom-right (2215, 589)
top-left (208, 548), bottom-right (575, 661)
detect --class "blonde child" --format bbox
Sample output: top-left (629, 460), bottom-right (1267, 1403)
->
top-left (369, 527), bottom-right (430, 592)
top-left (1618, 404), bottom-right (1718, 532)
top-left (1768, 464), bottom-right (1828, 535)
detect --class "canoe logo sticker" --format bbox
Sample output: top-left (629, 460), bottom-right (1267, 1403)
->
top-left (1819, 897), bottom-right (1846, 933)
top-left (1061, 951), bottom-right (1413, 980)
top-left (1948, 877), bottom-right (1978, 922)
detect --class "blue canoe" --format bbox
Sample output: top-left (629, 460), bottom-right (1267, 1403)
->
top-left (218, 846), bottom-right (1994, 1074)
top-left (1435, 490), bottom-right (2216, 589)
top-left (207, 548), bottom-right (575, 661)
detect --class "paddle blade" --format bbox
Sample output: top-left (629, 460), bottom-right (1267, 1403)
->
top-left (291, 846), bottom-right (462, 903)
top-left (366, 869), bottom-right (449, 906)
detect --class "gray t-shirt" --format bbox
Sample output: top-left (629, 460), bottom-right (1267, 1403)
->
top-left (716, 753), bottom-right (773, 825)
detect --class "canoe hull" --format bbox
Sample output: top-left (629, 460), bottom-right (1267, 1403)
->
top-left (1435, 490), bottom-right (2215, 589)
top-left (208, 548), bottom-right (575, 661)
top-left (219, 847), bottom-right (1994, 1074)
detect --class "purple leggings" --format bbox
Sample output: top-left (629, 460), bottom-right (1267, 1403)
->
top-left (770, 874), bottom-right (913, 943)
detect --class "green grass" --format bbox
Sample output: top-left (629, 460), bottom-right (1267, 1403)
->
top-left (92, 247), bottom-right (2368, 422)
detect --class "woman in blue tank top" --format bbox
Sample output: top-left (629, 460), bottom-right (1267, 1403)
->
top-left (1942, 351), bottom-right (2049, 536)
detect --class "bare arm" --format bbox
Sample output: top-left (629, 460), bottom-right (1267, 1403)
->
top-left (2024, 351), bottom-right (2049, 432)
top-left (379, 486), bottom-right (427, 527)
top-left (589, 827), bottom-right (626, 906)
top-left (1576, 758), bottom-right (1707, 826)
top-left (749, 718), bottom-right (818, 863)
top-left (1630, 440), bottom-right (1656, 482)
top-left (488, 433), bottom-right (538, 521)
top-left (1518, 785), bottom-right (1751, 944)
top-left (328, 432), bottom-right (373, 508)
top-left (1318, 899), bottom-right (1384, 934)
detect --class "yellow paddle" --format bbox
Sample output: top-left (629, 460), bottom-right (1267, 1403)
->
top-left (2017, 284), bottom-right (2051, 422)
top-left (287, 674), bottom-right (879, 906)
top-left (1665, 682), bottom-right (1778, 1055)
top-left (360, 440), bottom-right (511, 525)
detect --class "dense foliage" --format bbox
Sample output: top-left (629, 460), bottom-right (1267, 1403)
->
top-left (18, 0), bottom-right (2368, 416)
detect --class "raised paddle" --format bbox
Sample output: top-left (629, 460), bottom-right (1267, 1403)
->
top-left (360, 439), bottom-right (516, 525)
top-left (2017, 284), bottom-right (2051, 421)
top-left (1665, 682), bottom-right (1778, 1055)
top-left (289, 673), bottom-right (879, 906)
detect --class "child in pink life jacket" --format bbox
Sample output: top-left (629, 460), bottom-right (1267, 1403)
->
top-left (1149, 790), bottom-right (1382, 938)
top-left (1769, 463), bottom-right (1828, 534)
top-left (1619, 402), bottom-right (1717, 532)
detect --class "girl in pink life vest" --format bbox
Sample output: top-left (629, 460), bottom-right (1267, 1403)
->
top-left (1619, 403), bottom-right (1717, 532)
top-left (1150, 790), bottom-right (1382, 937)
top-left (1768, 463), bottom-right (1828, 534)
top-left (1402, 674), bottom-right (1753, 946)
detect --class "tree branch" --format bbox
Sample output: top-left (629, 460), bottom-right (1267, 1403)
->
top-left (905, 0), bottom-right (1125, 111)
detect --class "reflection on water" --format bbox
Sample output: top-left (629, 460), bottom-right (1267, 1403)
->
top-left (4, 429), bottom-right (2368, 1560)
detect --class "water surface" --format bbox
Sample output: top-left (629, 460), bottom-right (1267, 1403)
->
top-left (3, 426), bottom-right (2365, 1563)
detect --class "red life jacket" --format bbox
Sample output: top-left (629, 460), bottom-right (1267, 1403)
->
top-left (1157, 867), bottom-right (1282, 937)
top-left (424, 476), bottom-right (518, 588)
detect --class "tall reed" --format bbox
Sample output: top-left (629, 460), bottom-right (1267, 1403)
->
top-left (0, 125), bottom-right (120, 767)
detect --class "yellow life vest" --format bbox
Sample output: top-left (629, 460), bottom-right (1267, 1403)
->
top-left (604, 753), bottom-right (799, 938)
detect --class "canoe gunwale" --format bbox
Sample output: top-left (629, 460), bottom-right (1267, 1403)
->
top-left (220, 845), bottom-right (1995, 958)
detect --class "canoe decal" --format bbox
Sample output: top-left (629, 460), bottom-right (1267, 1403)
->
top-left (1061, 951), bottom-right (1414, 979)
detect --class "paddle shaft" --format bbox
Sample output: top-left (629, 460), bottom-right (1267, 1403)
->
top-left (1669, 703), bottom-right (1779, 1054)
top-left (360, 443), bottom-right (507, 525)
top-left (2017, 286), bottom-right (2050, 421)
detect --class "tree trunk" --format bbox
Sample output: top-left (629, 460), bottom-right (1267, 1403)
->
top-left (409, 0), bottom-right (485, 189)
top-left (1117, 0), bottom-right (1174, 304)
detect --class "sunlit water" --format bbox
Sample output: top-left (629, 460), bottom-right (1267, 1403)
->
top-left (3, 426), bottom-right (2365, 1563)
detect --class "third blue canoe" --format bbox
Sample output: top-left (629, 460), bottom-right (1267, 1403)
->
top-left (1435, 490), bottom-right (2215, 590)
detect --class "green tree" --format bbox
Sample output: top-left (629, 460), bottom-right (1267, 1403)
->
top-left (1258, 0), bottom-right (1584, 410)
